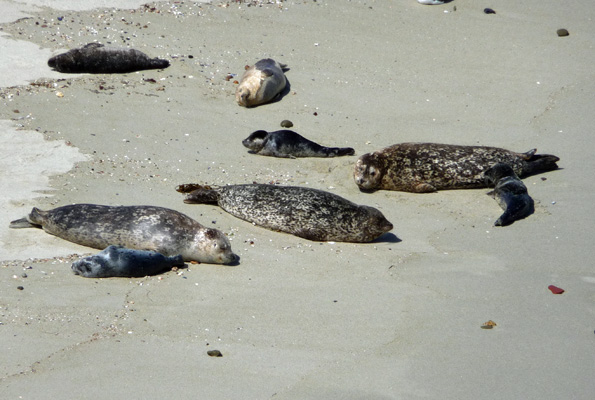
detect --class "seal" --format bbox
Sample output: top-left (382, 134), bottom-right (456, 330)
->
top-left (236, 58), bottom-right (288, 107)
top-left (354, 142), bottom-right (559, 193)
top-left (72, 245), bottom-right (185, 278)
top-left (484, 163), bottom-right (535, 226)
top-left (177, 184), bottom-right (393, 242)
top-left (48, 43), bottom-right (170, 73)
top-left (9, 204), bottom-right (237, 264)
top-left (242, 129), bottom-right (355, 158)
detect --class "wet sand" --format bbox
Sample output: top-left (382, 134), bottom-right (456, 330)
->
top-left (1, 1), bottom-right (594, 398)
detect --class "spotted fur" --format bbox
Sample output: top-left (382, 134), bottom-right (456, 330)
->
top-left (354, 142), bottom-right (559, 193)
top-left (181, 184), bottom-right (393, 242)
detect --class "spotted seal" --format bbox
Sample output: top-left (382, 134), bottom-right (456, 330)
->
top-left (242, 129), bottom-right (355, 158)
top-left (72, 245), bottom-right (185, 278)
top-left (48, 43), bottom-right (170, 73)
top-left (484, 163), bottom-right (535, 226)
top-left (176, 184), bottom-right (393, 242)
top-left (236, 58), bottom-right (288, 107)
top-left (9, 204), bottom-right (236, 264)
top-left (354, 142), bottom-right (559, 193)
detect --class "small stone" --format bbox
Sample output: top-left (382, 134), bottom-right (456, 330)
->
top-left (17, 286), bottom-right (24, 290)
top-left (484, 8), bottom-right (496, 14)
top-left (481, 320), bottom-right (497, 329)
top-left (548, 285), bottom-right (564, 294)
top-left (557, 29), bottom-right (569, 37)
top-left (280, 120), bottom-right (293, 128)
top-left (207, 350), bottom-right (223, 357)
top-left (21, 273), bottom-right (27, 278)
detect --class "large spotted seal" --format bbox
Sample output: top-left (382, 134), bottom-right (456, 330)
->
top-left (72, 245), bottom-right (185, 278)
top-left (242, 129), bottom-right (355, 158)
top-left (48, 43), bottom-right (170, 73)
top-left (9, 204), bottom-right (236, 264)
top-left (235, 58), bottom-right (288, 107)
top-left (176, 184), bottom-right (393, 242)
top-left (354, 142), bottom-right (559, 193)
top-left (484, 163), bottom-right (535, 226)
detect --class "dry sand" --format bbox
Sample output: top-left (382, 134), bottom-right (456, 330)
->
top-left (1, 0), bottom-right (594, 398)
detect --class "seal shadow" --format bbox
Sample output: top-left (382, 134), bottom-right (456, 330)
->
top-left (371, 232), bottom-right (401, 244)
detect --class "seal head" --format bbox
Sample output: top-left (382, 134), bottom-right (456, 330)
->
top-left (235, 58), bottom-right (288, 107)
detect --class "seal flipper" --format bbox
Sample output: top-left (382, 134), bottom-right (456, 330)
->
top-left (9, 207), bottom-right (46, 228)
top-left (412, 183), bottom-right (437, 193)
top-left (520, 149), bottom-right (560, 176)
top-left (325, 147), bottom-right (355, 157)
top-left (183, 186), bottom-right (220, 204)
top-left (9, 218), bottom-right (36, 229)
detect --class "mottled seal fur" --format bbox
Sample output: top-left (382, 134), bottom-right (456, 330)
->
top-left (177, 184), bottom-right (393, 242)
top-left (9, 204), bottom-right (236, 264)
top-left (484, 163), bottom-right (535, 226)
top-left (48, 43), bottom-right (170, 73)
top-left (236, 58), bottom-right (288, 107)
top-left (242, 129), bottom-right (355, 158)
top-left (72, 245), bottom-right (185, 278)
top-left (354, 142), bottom-right (559, 193)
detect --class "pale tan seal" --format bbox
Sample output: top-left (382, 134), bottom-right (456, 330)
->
top-left (235, 58), bottom-right (288, 107)
top-left (9, 204), bottom-right (237, 264)
top-left (354, 142), bottom-right (559, 193)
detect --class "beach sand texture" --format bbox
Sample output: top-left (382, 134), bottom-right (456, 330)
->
top-left (1, 1), bottom-right (594, 398)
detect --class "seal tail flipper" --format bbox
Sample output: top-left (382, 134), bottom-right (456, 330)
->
top-left (181, 186), bottom-right (220, 205)
top-left (9, 207), bottom-right (46, 229)
top-left (521, 149), bottom-right (560, 176)
top-left (149, 58), bottom-right (170, 69)
top-left (324, 147), bottom-right (355, 157)
top-left (168, 255), bottom-right (185, 267)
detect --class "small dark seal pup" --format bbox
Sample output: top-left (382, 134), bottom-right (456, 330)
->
top-left (242, 130), bottom-right (355, 158)
top-left (9, 204), bottom-right (236, 264)
top-left (72, 245), bottom-right (185, 278)
top-left (484, 163), bottom-right (535, 226)
top-left (177, 184), bottom-right (393, 243)
top-left (236, 58), bottom-right (288, 107)
top-left (48, 43), bottom-right (170, 73)
top-left (354, 142), bottom-right (559, 193)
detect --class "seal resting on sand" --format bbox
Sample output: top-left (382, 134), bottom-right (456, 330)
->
top-left (242, 129), bottom-right (355, 158)
top-left (48, 43), bottom-right (170, 73)
top-left (9, 204), bottom-right (236, 264)
top-left (235, 58), bottom-right (288, 107)
top-left (484, 163), bottom-right (535, 226)
top-left (354, 142), bottom-right (559, 193)
top-left (72, 245), bottom-right (185, 278)
top-left (176, 184), bottom-right (393, 242)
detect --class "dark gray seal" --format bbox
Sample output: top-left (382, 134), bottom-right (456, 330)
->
top-left (484, 163), bottom-right (535, 226)
top-left (236, 58), bottom-right (288, 107)
top-left (354, 142), bottom-right (559, 193)
top-left (72, 245), bottom-right (185, 278)
top-left (48, 43), bottom-right (170, 73)
top-left (242, 129), bottom-right (355, 158)
top-left (9, 204), bottom-right (236, 264)
top-left (176, 184), bottom-right (393, 242)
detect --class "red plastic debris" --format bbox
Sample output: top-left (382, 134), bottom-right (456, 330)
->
top-left (548, 285), bottom-right (565, 294)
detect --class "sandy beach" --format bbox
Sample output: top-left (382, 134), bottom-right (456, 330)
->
top-left (1, 0), bottom-right (594, 398)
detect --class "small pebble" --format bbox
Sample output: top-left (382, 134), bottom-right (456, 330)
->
top-left (484, 8), bottom-right (496, 14)
top-left (548, 285), bottom-right (565, 294)
top-left (21, 273), bottom-right (27, 278)
top-left (207, 350), bottom-right (223, 357)
top-left (280, 120), bottom-right (293, 128)
top-left (17, 286), bottom-right (24, 291)
top-left (557, 28), bottom-right (569, 37)
top-left (481, 320), bottom-right (497, 329)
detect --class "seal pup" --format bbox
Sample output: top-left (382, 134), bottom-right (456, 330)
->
top-left (177, 184), bottom-right (393, 243)
top-left (354, 142), bottom-right (559, 193)
top-left (9, 204), bottom-right (236, 264)
top-left (236, 58), bottom-right (288, 107)
top-left (242, 129), bottom-right (355, 158)
top-left (48, 43), bottom-right (170, 73)
top-left (72, 245), bottom-right (185, 278)
top-left (484, 163), bottom-right (535, 226)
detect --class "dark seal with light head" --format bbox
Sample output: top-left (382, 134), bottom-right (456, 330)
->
top-left (484, 163), bottom-right (535, 226)
top-left (48, 43), bottom-right (170, 73)
top-left (177, 184), bottom-right (393, 243)
top-left (72, 245), bottom-right (185, 278)
top-left (354, 142), bottom-right (559, 193)
top-left (242, 129), bottom-right (355, 158)
top-left (236, 58), bottom-right (288, 107)
top-left (9, 204), bottom-right (236, 264)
